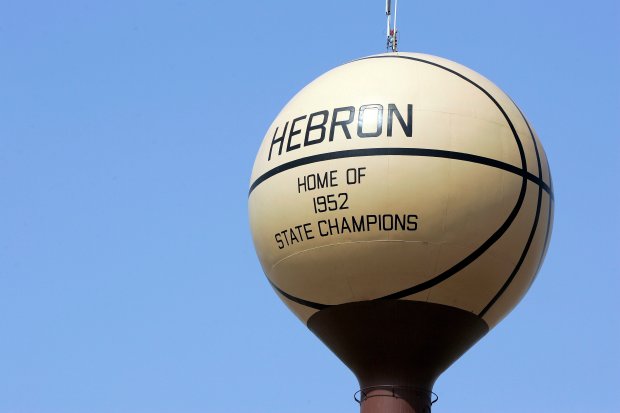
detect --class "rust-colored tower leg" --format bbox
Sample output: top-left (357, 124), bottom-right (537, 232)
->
top-left (307, 300), bottom-right (488, 413)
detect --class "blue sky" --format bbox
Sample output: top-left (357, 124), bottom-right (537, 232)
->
top-left (0, 1), bottom-right (618, 412)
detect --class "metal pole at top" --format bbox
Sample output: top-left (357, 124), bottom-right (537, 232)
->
top-left (386, 0), bottom-right (398, 52)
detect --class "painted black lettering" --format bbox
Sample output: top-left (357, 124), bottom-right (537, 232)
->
top-left (387, 104), bottom-right (413, 137)
top-left (275, 233), bottom-right (284, 249)
top-left (352, 216), bottom-right (365, 232)
top-left (341, 216), bottom-right (351, 233)
top-left (367, 214), bottom-right (378, 229)
top-left (317, 172), bottom-right (328, 189)
top-left (297, 176), bottom-right (306, 193)
top-left (287, 115), bottom-right (307, 152)
top-left (303, 223), bottom-right (315, 240)
top-left (290, 227), bottom-right (300, 244)
top-left (268, 122), bottom-right (289, 161)
top-left (304, 110), bottom-right (328, 146)
top-left (281, 230), bottom-right (290, 246)
top-left (328, 218), bottom-right (339, 235)
top-left (329, 106), bottom-right (355, 141)
top-left (382, 214), bottom-right (394, 230)
top-left (318, 220), bottom-right (329, 236)
top-left (358, 104), bottom-right (383, 138)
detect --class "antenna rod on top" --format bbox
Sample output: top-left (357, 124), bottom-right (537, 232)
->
top-left (386, 0), bottom-right (398, 52)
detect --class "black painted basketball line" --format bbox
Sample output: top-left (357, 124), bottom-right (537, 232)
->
top-left (260, 54), bottom-right (531, 311)
top-left (539, 173), bottom-right (554, 260)
top-left (541, 174), bottom-right (554, 256)
top-left (355, 54), bottom-right (530, 303)
top-left (379, 174), bottom-right (526, 300)
top-left (478, 185), bottom-right (542, 317)
top-left (478, 107), bottom-right (544, 318)
top-left (268, 279), bottom-right (328, 310)
top-left (354, 54), bottom-right (552, 201)
top-left (528, 165), bottom-right (555, 292)
top-left (248, 147), bottom-right (552, 196)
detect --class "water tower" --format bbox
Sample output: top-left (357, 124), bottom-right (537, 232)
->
top-left (248, 3), bottom-right (553, 412)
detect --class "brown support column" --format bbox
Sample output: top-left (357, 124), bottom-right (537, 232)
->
top-left (307, 300), bottom-right (488, 413)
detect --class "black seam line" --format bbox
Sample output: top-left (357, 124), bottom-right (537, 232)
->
top-left (357, 55), bottom-right (531, 170)
top-left (537, 172), bottom-right (555, 264)
top-left (268, 278), bottom-right (327, 310)
top-left (540, 199), bottom-right (553, 264)
top-left (524, 115), bottom-right (554, 293)
top-left (478, 107), bottom-right (544, 318)
top-left (263, 53), bottom-right (531, 310)
top-left (525, 195), bottom-right (551, 295)
top-left (250, 54), bottom-right (554, 199)
top-left (378, 55), bottom-right (530, 300)
top-left (478, 184), bottom-right (543, 317)
top-left (248, 148), bottom-right (551, 197)
top-left (537, 196), bottom-right (554, 273)
top-left (512, 99), bottom-right (544, 189)
top-left (272, 171), bottom-right (527, 309)
top-left (378, 173), bottom-right (527, 300)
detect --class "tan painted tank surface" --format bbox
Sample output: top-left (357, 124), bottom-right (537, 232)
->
top-left (249, 52), bottom-right (553, 330)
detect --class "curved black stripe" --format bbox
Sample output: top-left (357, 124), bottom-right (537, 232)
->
top-left (528, 159), bottom-right (555, 292)
top-left (353, 54), bottom-right (553, 204)
top-left (478, 185), bottom-right (542, 317)
top-left (539, 167), bottom-right (555, 260)
top-left (268, 278), bottom-right (327, 310)
top-left (248, 147), bottom-right (552, 196)
top-left (360, 54), bottom-right (530, 302)
top-left (378, 175), bottom-right (527, 300)
top-left (542, 173), bottom-right (554, 256)
top-left (250, 55), bottom-right (550, 197)
top-left (478, 107), bottom-right (544, 317)
top-left (262, 54), bottom-right (532, 310)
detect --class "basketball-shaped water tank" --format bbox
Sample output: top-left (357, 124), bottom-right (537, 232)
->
top-left (250, 52), bottom-right (552, 324)
top-left (248, 53), bottom-right (553, 409)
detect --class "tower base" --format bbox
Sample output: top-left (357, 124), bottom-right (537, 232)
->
top-left (356, 385), bottom-right (436, 413)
